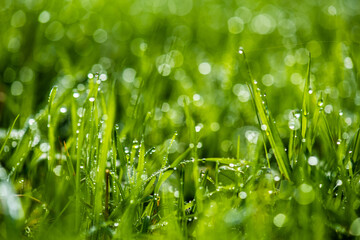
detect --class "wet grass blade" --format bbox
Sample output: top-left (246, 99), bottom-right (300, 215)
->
top-left (0, 114), bottom-right (19, 157)
top-left (240, 49), bottom-right (292, 180)
top-left (48, 86), bottom-right (58, 170)
top-left (301, 53), bottom-right (311, 140)
top-left (94, 90), bottom-right (116, 227)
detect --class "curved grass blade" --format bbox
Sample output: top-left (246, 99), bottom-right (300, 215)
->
top-left (0, 114), bottom-right (19, 157)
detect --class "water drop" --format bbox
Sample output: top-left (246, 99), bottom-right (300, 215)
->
top-left (317, 99), bottom-right (324, 107)
top-left (60, 107), bottom-right (67, 113)
top-left (308, 156), bottom-right (318, 166)
top-left (336, 179), bottom-right (342, 186)
top-left (238, 191), bottom-right (247, 199)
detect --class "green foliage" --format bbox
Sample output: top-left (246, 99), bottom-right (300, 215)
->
top-left (1, 0), bottom-right (360, 239)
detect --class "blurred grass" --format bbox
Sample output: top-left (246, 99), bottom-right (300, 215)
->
top-left (1, 0), bottom-right (360, 239)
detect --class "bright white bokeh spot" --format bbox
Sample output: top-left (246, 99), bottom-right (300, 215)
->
top-left (288, 118), bottom-right (300, 130)
top-left (60, 107), bottom-right (67, 113)
top-left (284, 55), bottom-right (296, 67)
top-left (227, 17), bottom-right (244, 34)
top-left (324, 104), bottom-right (333, 114)
top-left (100, 73), bottom-right (107, 81)
top-left (38, 11), bottom-right (50, 23)
top-left (273, 213), bottom-right (286, 227)
top-left (193, 94), bottom-right (201, 101)
top-left (344, 57), bottom-right (353, 69)
top-left (40, 143), bottom-right (50, 152)
top-left (328, 5), bottom-right (337, 16)
top-left (232, 84), bottom-right (250, 102)
top-left (238, 191), bottom-right (247, 199)
top-left (123, 68), bottom-right (136, 82)
top-left (336, 179), bottom-right (343, 186)
top-left (245, 130), bottom-right (259, 144)
top-left (251, 14), bottom-right (276, 35)
top-left (158, 64), bottom-right (172, 76)
top-left (198, 62), bottom-right (211, 75)
top-left (210, 122), bottom-right (220, 132)
top-left (308, 156), bottom-right (318, 166)
top-left (11, 81), bottom-right (23, 96)
top-left (290, 73), bottom-right (303, 85)
top-left (93, 29), bottom-right (108, 43)
top-left (262, 74), bottom-right (274, 86)
top-left (53, 165), bottom-right (62, 176)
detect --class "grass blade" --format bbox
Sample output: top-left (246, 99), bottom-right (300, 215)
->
top-left (240, 49), bottom-right (292, 180)
top-left (0, 114), bottom-right (19, 157)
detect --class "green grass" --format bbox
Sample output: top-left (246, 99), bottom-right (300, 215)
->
top-left (1, 0), bottom-right (360, 239)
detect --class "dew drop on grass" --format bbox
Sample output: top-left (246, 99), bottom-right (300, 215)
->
top-left (274, 176), bottom-right (280, 181)
top-left (238, 191), bottom-right (247, 199)
top-left (261, 124), bottom-right (267, 131)
top-left (89, 97), bottom-right (95, 102)
top-left (336, 179), bottom-right (342, 186)
top-left (60, 107), bottom-right (67, 113)
top-left (73, 92), bottom-right (80, 98)
top-left (317, 99), bottom-right (324, 107)
top-left (238, 47), bottom-right (244, 54)
top-left (195, 125), bottom-right (202, 132)
top-left (28, 119), bottom-right (35, 126)
top-left (308, 156), bottom-right (318, 166)
top-left (99, 73), bottom-right (107, 81)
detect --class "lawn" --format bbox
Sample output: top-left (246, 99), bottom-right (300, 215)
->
top-left (1, 0), bottom-right (360, 239)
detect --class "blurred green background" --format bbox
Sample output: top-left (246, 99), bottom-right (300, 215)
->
top-left (0, 0), bottom-right (360, 158)
top-left (2, 1), bottom-right (360, 239)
